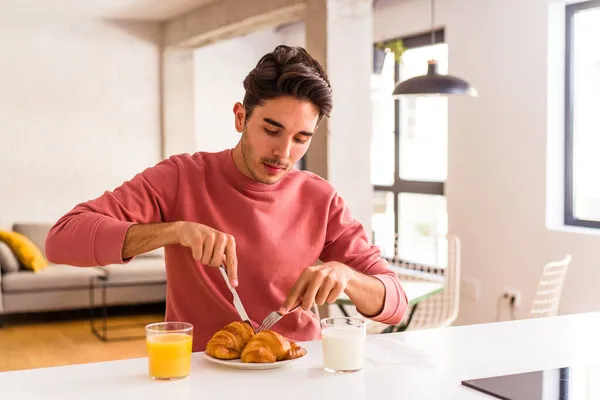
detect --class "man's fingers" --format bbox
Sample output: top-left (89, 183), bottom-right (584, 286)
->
top-left (191, 238), bottom-right (204, 260)
top-left (301, 270), bottom-right (326, 311)
top-left (192, 246), bottom-right (203, 261)
top-left (200, 234), bottom-right (215, 265)
top-left (280, 276), bottom-right (309, 314)
top-left (315, 276), bottom-right (336, 306)
top-left (326, 282), bottom-right (343, 304)
top-left (210, 234), bottom-right (227, 267)
top-left (224, 235), bottom-right (238, 287)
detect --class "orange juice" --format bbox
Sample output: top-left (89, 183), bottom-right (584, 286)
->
top-left (146, 333), bottom-right (193, 379)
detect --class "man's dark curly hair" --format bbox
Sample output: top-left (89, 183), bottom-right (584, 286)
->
top-left (242, 45), bottom-right (332, 121)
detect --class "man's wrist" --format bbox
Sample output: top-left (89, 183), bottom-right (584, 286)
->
top-left (172, 221), bottom-right (185, 245)
top-left (343, 263), bottom-right (358, 292)
top-left (343, 266), bottom-right (386, 317)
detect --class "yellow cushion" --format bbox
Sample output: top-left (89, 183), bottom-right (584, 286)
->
top-left (0, 230), bottom-right (48, 272)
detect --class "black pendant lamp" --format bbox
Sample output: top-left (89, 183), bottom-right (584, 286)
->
top-left (392, 0), bottom-right (477, 97)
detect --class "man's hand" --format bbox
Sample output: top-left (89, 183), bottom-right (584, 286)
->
top-left (176, 222), bottom-right (238, 287)
top-left (279, 262), bottom-right (355, 313)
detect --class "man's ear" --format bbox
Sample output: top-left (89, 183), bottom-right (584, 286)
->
top-left (233, 102), bottom-right (246, 133)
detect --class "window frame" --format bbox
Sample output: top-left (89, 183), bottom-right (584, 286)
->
top-left (372, 29), bottom-right (446, 252)
top-left (564, 0), bottom-right (600, 229)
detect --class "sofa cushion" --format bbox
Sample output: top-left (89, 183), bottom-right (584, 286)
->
top-left (0, 230), bottom-right (48, 272)
top-left (12, 223), bottom-right (52, 258)
top-left (2, 264), bottom-right (104, 292)
top-left (97, 258), bottom-right (166, 284)
top-left (0, 241), bottom-right (20, 273)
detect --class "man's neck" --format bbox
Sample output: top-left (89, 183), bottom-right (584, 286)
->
top-left (231, 144), bottom-right (253, 179)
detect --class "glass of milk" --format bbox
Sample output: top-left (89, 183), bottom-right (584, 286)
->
top-left (320, 317), bottom-right (366, 373)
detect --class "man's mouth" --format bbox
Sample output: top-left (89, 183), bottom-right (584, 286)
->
top-left (263, 162), bottom-right (285, 175)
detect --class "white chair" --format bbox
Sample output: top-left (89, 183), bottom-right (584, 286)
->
top-left (529, 254), bottom-right (571, 318)
top-left (397, 234), bottom-right (461, 331)
top-left (365, 234), bottom-right (461, 334)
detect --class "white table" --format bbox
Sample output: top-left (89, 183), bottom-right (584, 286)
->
top-left (2, 312), bottom-right (600, 399)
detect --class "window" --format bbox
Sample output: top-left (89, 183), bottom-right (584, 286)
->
top-left (565, 0), bottom-right (600, 229)
top-left (371, 30), bottom-right (448, 266)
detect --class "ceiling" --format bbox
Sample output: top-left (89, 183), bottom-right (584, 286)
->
top-left (0, 0), bottom-right (220, 20)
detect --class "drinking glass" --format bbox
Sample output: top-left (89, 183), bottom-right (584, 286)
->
top-left (320, 317), bottom-right (366, 373)
top-left (145, 322), bottom-right (193, 380)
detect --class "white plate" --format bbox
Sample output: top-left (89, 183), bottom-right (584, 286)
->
top-left (203, 352), bottom-right (306, 370)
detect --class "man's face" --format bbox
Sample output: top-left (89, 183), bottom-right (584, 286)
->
top-left (233, 96), bottom-right (320, 184)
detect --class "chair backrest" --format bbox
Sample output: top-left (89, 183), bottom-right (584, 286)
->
top-left (389, 234), bottom-right (461, 330)
top-left (530, 255), bottom-right (571, 318)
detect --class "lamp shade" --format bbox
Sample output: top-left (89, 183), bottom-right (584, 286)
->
top-left (392, 60), bottom-right (477, 97)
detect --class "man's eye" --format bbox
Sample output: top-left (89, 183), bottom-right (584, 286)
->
top-left (294, 138), bottom-right (308, 144)
top-left (264, 128), bottom-right (278, 135)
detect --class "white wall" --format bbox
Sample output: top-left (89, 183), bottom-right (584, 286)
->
top-left (325, 0), bottom-right (374, 240)
top-left (194, 25), bottom-right (305, 153)
top-left (277, 21), bottom-right (306, 47)
top-left (374, 0), bottom-right (600, 325)
top-left (0, 18), bottom-right (162, 228)
top-left (163, 46), bottom-right (198, 158)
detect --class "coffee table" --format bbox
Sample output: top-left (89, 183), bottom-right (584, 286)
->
top-left (88, 275), bottom-right (166, 342)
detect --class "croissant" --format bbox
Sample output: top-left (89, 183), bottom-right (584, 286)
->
top-left (241, 330), bottom-right (307, 363)
top-left (286, 341), bottom-right (307, 360)
top-left (205, 321), bottom-right (254, 360)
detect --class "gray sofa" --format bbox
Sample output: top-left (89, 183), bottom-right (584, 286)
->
top-left (0, 223), bottom-right (166, 327)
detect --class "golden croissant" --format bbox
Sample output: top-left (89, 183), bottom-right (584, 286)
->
top-left (241, 330), bottom-right (307, 363)
top-left (205, 321), bottom-right (254, 360)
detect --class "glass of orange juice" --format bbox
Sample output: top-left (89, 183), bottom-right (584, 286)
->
top-left (145, 322), bottom-right (193, 380)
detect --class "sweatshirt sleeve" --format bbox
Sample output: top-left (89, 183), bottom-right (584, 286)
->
top-left (45, 157), bottom-right (180, 267)
top-left (320, 192), bottom-right (408, 325)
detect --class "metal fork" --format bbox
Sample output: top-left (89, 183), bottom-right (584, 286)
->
top-left (256, 304), bottom-right (302, 332)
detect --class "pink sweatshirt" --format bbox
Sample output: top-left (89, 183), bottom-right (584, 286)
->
top-left (45, 149), bottom-right (407, 352)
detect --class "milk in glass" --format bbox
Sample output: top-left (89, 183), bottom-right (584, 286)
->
top-left (321, 317), bottom-right (366, 373)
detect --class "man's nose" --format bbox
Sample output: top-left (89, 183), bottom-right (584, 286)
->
top-left (273, 139), bottom-right (292, 159)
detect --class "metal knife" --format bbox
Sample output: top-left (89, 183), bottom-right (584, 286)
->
top-left (219, 265), bottom-right (254, 331)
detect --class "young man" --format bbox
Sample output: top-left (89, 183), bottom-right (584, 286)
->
top-left (45, 45), bottom-right (408, 352)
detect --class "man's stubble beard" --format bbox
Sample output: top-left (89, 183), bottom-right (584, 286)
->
top-left (240, 127), bottom-right (290, 185)
top-left (241, 128), bottom-right (274, 185)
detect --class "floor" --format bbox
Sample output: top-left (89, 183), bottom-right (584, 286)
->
top-left (0, 305), bottom-right (164, 372)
